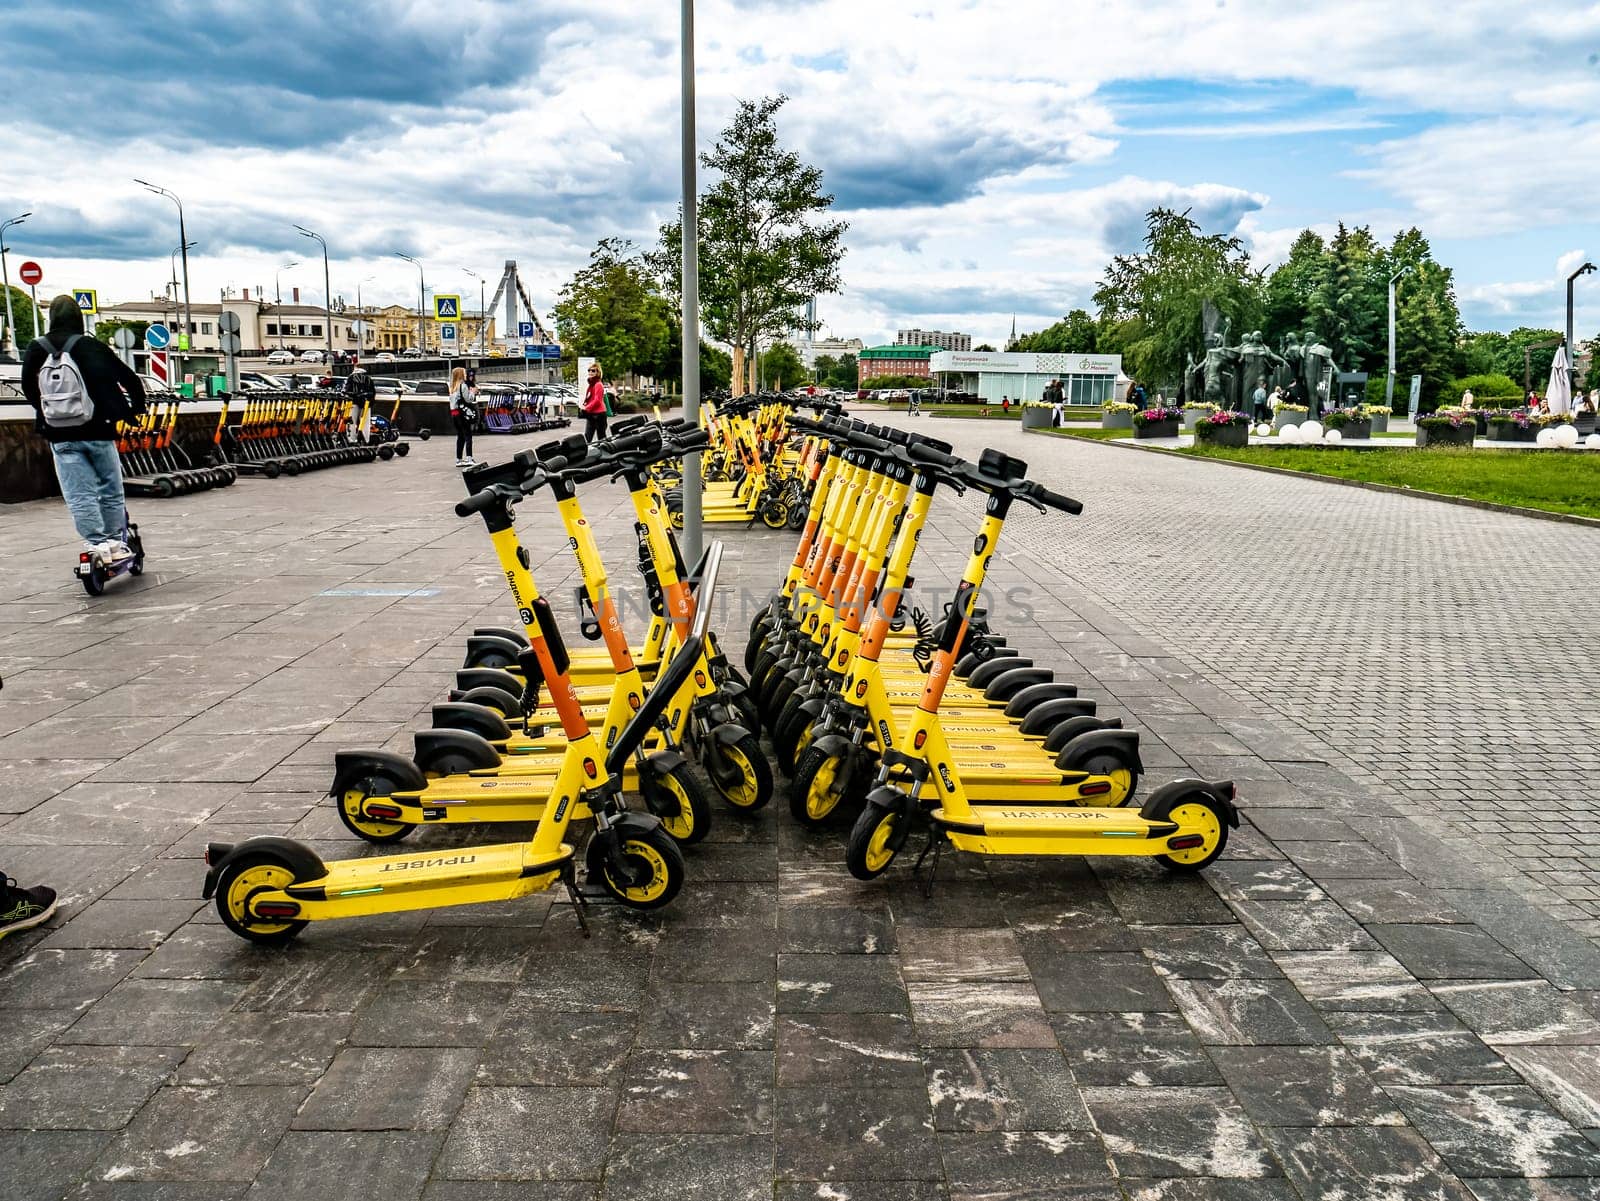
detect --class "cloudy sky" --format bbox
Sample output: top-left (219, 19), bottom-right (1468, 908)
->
top-left (3, 0), bottom-right (1598, 349)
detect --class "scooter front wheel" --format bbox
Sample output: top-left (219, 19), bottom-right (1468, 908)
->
top-left (705, 732), bottom-right (773, 811)
top-left (597, 825), bottom-right (686, 910)
top-left (215, 854), bottom-right (308, 944)
top-left (336, 781), bottom-right (416, 844)
top-left (643, 762), bottom-right (712, 846)
top-left (846, 800), bottom-right (905, 880)
top-left (790, 746), bottom-right (850, 827)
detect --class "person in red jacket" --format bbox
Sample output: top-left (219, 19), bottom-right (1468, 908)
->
top-left (583, 362), bottom-right (608, 442)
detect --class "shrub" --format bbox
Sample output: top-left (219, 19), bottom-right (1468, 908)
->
top-left (1182, 401), bottom-right (1218, 412)
top-left (1322, 408), bottom-right (1364, 429)
top-left (1418, 409), bottom-right (1476, 429)
top-left (1444, 373), bottom-right (1521, 403)
top-left (1102, 401), bottom-right (1138, 413)
top-left (1274, 402), bottom-right (1309, 415)
top-left (1197, 409), bottom-right (1249, 426)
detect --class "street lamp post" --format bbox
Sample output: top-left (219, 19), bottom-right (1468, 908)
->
top-left (0, 211), bottom-right (30, 358)
top-left (463, 269), bottom-right (487, 355)
top-left (295, 225), bottom-right (333, 363)
top-left (679, 0), bottom-right (703, 564)
top-left (1385, 266), bottom-right (1411, 413)
top-left (355, 275), bottom-right (374, 355)
top-left (1566, 262), bottom-right (1595, 389)
top-left (274, 260), bottom-right (299, 349)
top-left (395, 252), bottom-right (425, 353)
top-left (135, 180), bottom-right (191, 350)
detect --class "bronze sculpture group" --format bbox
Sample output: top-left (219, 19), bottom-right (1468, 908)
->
top-left (1183, 319), bottom-right (1337, 415)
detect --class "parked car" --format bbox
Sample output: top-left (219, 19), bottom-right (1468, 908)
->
top-left (299, 349), bottom-right (325, 363)
top-left (370, 377), bottom-right (412, 395)
top-left (266, 349), bottom-right (295, 364)
top-left (237, 371), bottom-right (287, 390)
top-left (374, 352), bottom-right (397, 362)
top-left (410, 379), bottom-right (450, 396)
top-left (400, 347), bottom-right (423, 358)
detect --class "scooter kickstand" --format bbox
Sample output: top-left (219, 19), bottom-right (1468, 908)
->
top-left (911, 831), bottom-right (943, 898)
top-left (560, 863), bottom-right (592, 938)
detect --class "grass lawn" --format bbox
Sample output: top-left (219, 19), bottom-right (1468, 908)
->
top-left (1180, 445), bottom-right (1600, 519)
top-left (1036, 425), bottom-right (1131, 440)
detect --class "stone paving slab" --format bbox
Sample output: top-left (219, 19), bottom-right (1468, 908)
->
top-left (0, 422), bottom-right (1598, 1197)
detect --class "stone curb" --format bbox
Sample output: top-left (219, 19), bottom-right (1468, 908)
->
top-left (1029, 427), bottom-right (1600, 531)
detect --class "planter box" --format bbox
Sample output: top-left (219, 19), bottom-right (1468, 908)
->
top-left (1194, 423), bottom-right (1249, 448)
top-left (1181, 408), bottom-right (1212, 431)
top-left (1273, 411), bottom-right (1306, 431)
top-left (1577, 412), bottom-right (1596, 435)
top-left (1020, 407), bottom-right (1054, 430)
top-left (1487, 421), bottom-right (1537, 443)
top-left (1101, 411), bottom-right (1134, 430)
top-left (1134, 419), bottom-right (1180, 439)
top-left (1367, 411), bottom-right (1389, 434)
top-left (1416, 424), bottom-right (1475, 448)
top-left (1326, 418), bottom-right (1372, 440)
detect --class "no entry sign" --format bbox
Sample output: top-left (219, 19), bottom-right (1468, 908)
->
top-left (18, 261), bottom-right (42, 286)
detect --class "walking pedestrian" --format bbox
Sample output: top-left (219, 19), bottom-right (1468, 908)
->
top-left (1251, 378), bottom-right (1269, 422)
top-left (583, 363), bottom-right (608, 442)
top-left (449, 366), bottom-right (477, 466)
top-left (22, 295), bottom-right (146, 563)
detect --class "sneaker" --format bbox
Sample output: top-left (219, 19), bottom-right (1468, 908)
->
top-left (105, 541), bottom-right (134, 563)
top-left (0, 877), bottom-right (58, 940)
top-left (463, 456), bottom-right (477, 466)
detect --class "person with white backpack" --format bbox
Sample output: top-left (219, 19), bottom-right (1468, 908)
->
top-left (21, 295), bottom-right (146, 564)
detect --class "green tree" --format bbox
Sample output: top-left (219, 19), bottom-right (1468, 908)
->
top-left (826, 352), bottom-right (858, 390)
top-left (1092, 208), bottom-right (1263, 385)
top-left (651, 95), bottom-right (847, 395)
top-left (1385, 227), bottom-right (1462, 408)
top-left (1012, 308), bottom-right (1098, 354)
top-left (1261, 229), bottom-right (1325, 347)
top-left (974, 342), bottom-right (997, 352)
top-left (698, 342), bottom-right (732, 392)
top-left (759, 341), bottom-right (806, 390)
top-left (552, 238), bottom-right (675, 383)
top-left (2, 284), bottom-right (41, 351)
top-left (813, 353), bottom-right (838, 383)
top-left (1305, 223), bottom-right (1386, 372)
top-left (1457, 330), bottom-right (1510, 378)
top-left (92, 318), bottom-right (150, 351)
top-left (1499, 327), bottom-right (1564, 391)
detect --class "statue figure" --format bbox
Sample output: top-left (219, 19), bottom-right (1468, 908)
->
top-left (1235, 331), bottom-right (1285, 411)
top-left (1200, 317), bottom-right (1235, 406)
top-left (1277, 332), bottom-right (1304, 393)
top-left (1302, 328), bottom-right (1335, 416)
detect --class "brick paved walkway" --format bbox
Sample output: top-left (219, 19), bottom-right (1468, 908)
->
top-left (1, 421), bottom-right (1599, 1199)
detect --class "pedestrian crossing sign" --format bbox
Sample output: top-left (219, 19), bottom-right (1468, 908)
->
top-left (74, 289), bottom-right (97, 314)
top-left (434, 295), bottom-right (461, 322)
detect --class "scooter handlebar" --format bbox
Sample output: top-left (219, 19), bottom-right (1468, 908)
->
top-left (455, 484), bottom-right (515, 517)
top-left (1025, 483), bottom-right (1083, 515)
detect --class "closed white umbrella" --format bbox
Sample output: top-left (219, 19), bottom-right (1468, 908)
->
top-left (1546, 344), bottom-right (1573, 414)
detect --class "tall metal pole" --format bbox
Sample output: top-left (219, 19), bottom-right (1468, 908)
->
top-left (1385, 267), bottom-right (1408, 412)
top-left (679, 0), bottom-right (703, 565)
top-left (0, 212), bottom-right (30, 358)
top-left (136, 181), bottom-right (191, 353)
top-left (1567, 262), bottom-right (1595, 389)
top-left (275, 260), bottom-right (298, 349)
top-left (396, 253), bottom-right (425, 352)
top-left (296, 226), bottom-right (332, 362)
top-left (356, 276), bottom-right (373, 355)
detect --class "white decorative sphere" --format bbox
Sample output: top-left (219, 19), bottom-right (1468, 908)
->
top-left (1586, 433), bottom-right (1600, 449)
top-left (1324, 428), bottom-right (1343, 444)
top-left (1536, 427), bottom-right (1557, 447)
top-left (1555, 424), bottom-right (1580, 448)
top-left (1278, 424), bottom-right (1300, 443)
top-left (1254, 423), bottom-right (1271, 437)
top-left (1300, 420), bottom-right (1324, 442)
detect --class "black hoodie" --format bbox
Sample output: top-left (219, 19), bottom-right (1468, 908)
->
top-left (21, 295), bottom-right (147, 443)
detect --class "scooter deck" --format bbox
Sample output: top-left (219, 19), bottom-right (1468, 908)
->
top-left (386, 777), bottom-right (593, 825)
top-left (281, 841), bottom-right (574, 917)
top-left (932, 805), bottom-right (1181, 854)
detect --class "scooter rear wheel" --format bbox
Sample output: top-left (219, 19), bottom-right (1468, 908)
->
top-left (80, 563), bottom-right (106, 596)
top-left (1075, 751), bottom-right (1140, 807)
top-left (336, 780), bottom-right (416, 844)
top-left (596, 824), bottom-right (686, 910)
top-left (215, 854), bottom-right (308, 944)
top-left (1147, 790), bottom-right (1228, 872)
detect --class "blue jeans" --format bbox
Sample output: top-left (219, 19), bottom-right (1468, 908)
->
top-left (50, 440), bottom-right (126, 544)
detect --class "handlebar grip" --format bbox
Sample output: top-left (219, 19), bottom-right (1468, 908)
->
top-left (908, 441), bottom-right (959, 468)
top-left (601, 430), bottom-right (658, 456)
top-left (455, 489), bottom-right (501, 517)
top-left (1033, 485), bottom-right (1083, 515)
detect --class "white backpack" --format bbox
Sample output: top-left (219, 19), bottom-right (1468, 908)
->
top-left (39, 335), bottom-right (94, 428)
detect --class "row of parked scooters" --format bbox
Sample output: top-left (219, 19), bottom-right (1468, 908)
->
top-left (214, 390), bottom-right (415, 478)
top-left (203, 410), bottom-right (1239, 943)
top-left (204, 418), bottom-right (771, 941)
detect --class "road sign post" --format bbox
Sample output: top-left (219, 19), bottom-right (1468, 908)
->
top-left (434, 295), bottom-right (461, 322)
top-left (73, 288), bottom-right (97, 335)
top-left (217, 311), bottom-right (242, 391)
top-left (19, 261), bottom-right (42, 347)
top-left (111, 325), bottom-right (137, 368)
top-left (149, 349), bottom-right (170, 389)
top-left (440, 322), bottom-right (457, 356)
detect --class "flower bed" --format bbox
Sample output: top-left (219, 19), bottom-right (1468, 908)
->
top-left (1272, 404), bottom-right (1308, 431)
top-left (1193, 410), bottom-right (1250, 449)
top-left (1133, 407), bottom-right (1184, 439)
top-left (1359, 405), bottom-right (1391, 434)
top-left (1101, 401), bottom-right (1136, 430)
top-left (1321, 408), bottom-right (1372, 440)
top-left (1416, 410), bottom-right (1476, 448)
top-left (1181, 403), bottom-right (1217, 431)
